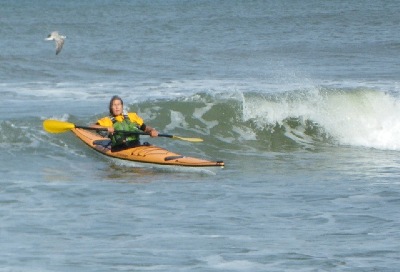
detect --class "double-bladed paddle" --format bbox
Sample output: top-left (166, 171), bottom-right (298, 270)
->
top-left (43, 119), bottom-right (203, 143)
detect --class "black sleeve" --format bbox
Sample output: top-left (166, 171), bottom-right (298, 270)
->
top-left (140, 123), bottom-right (147, 131)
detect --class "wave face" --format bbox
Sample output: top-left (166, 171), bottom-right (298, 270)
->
top-left (131, 88), bottom-right (400, 152)
top-left (1, 87), bottom-right (399, 157)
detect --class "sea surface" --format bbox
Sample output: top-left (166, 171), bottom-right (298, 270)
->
top-left (1, 0), bottom-right (400, 271)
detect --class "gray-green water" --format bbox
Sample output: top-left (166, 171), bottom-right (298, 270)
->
top-left (1, 1), bottom-right (400, 271)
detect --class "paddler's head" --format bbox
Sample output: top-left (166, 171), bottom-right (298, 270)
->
top-left (109, 95), bottom-right (124, 116)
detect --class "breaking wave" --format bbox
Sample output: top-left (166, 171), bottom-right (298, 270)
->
top-left (2, 86), bottom-right (400, 156)
top-left (133, 87), bottom-right (400, 151)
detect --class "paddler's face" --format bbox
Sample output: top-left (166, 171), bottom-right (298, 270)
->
top-left (111, 99), bottom-right (123, 116)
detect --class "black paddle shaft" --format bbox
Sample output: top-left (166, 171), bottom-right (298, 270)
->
top-left (75, 125), bottom-right (149, 136)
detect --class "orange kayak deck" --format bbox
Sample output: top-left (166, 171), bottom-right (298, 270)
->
top-left (72, 128), bottom-right (224, 168)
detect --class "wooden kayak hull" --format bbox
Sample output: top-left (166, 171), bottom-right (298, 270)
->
top-left (72, 128), bottom-right (224, 168)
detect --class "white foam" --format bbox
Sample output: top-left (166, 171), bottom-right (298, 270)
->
top-left (165, 110), bottom-right (189, 131)
top-left (203, 255), bottom-right (266, 271)
top-left (242, 89), bottom-right (400, 150)
top-left (109, 157), bottom-right (219, 175)
top-left (320, 90), bottom-right (400, 150)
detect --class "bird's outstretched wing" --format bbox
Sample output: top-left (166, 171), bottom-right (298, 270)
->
top-left (55, 38), bottom-right (64, 55)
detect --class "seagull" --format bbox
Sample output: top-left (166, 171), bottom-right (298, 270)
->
top-left (45, 31), bottom-right (66, 55)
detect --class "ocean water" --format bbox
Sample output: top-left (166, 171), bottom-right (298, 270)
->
top-left (1, 0), bottom-right (400, 271)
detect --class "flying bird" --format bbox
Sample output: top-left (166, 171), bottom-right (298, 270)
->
top-left (45, 31), bottom-right (66, 55)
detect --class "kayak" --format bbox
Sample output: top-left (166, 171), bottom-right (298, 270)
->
top-left (71, 128), bottom-right (224, 168)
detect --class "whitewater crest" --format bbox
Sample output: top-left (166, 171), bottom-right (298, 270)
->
top-left (133, 88), bottom-right (400, 151)
top-left (241, 88), bottom-right (400, 150)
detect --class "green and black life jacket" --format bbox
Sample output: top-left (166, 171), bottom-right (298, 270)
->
top-left (110, 114), bottom-right (141, 147)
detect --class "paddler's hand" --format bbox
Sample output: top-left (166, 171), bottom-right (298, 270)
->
top-left (90, 124), bottom-right (114, 134)
top-left (149, 128), bottom-right (158, 137)
top-left (107, 127), bottom-right (115, 134)
top-left (145, 126), bottom-right (158, 137)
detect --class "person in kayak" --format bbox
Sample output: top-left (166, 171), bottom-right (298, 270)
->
top-left (91, 95), bottom-right (159, 149)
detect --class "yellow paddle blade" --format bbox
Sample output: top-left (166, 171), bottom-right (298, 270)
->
top-left (172, 136), bottom-right (203, 142)
top-left (43, 119), bottom-right (76, 133)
